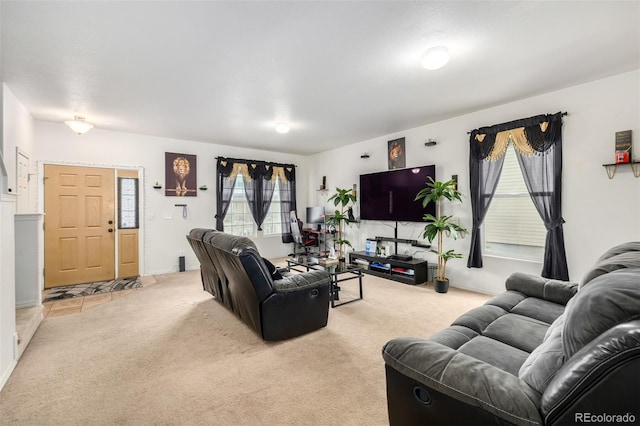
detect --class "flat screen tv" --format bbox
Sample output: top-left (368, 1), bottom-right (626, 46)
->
top-left (359, 165), bottom-right (436, 222)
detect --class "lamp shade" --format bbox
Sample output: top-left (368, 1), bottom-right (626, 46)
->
top-left (65, 116), bottom-right (94, 134)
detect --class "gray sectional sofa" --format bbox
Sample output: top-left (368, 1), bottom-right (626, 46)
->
top-left (382, 242), bottom-right (640, 425)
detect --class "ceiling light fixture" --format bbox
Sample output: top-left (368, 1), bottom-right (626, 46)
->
top-left (421, 46), bottom-right (450, 70)
top-left (275, 123), bottom-right (290, 134)
top-left (64, 115), bottom-right (94, 135)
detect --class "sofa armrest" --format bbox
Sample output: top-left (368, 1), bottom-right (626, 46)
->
top-left (272, 270), bottom-right (330, 293)
top-left (541, 321), bottom-right (640, 425)
top-left (382, 337), bottom-right (543, 425)
top-left (506, 272), bottom-right (577, 305)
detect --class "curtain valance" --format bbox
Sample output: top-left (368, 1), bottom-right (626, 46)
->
top-left (216, 157), bottom-right (296, 182)
top-left (470, 112), bottom-right (565, 161)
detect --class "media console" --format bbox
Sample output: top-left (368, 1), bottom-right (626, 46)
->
top-left (348, 251), bottom-right (427, 285)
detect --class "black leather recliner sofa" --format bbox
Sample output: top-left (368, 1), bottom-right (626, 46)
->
top-left (187, 228), bottom-right (331, 341)
top-left (382, 242), bottom-right (640, 425)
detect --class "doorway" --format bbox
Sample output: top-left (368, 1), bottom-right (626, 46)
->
top-left (44, 165), bottom-right (115, 288)
top-left (43, 164), bottom-right (141, 289)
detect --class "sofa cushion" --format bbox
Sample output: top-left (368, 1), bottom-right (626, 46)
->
top-left (580, 247), bottom-right (640, 289)
top-left (519, 315), bottom-right (565, 393)
top-left (511, 297), bottom-right (565, 325)
top-left (564, 268), bottom-right (640, 358)
top-left (450, 305), bottom-right (509, 335)
top-left (483, 313), bottom-right (549, 353)
top-left (429, 325), bottom-right (479, 350)
top-left (457, 336), bottom-right (530, 376)
top-left (484, 290), bottom-right (527, 312)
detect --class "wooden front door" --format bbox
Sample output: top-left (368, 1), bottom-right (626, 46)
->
top-left (44, 165), bottom-right (116, 288)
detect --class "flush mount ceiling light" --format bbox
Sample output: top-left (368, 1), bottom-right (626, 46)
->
top-left (275, 123), bottom-right (291, 134)
top-left (421, 46), bottom-right (450, 70)
top-left (64, 115), bottom-right (94, 135)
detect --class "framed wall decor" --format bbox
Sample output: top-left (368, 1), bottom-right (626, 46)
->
top-left (388, 137), bottom-right (406, 170)
top-left (165, 152), bottom-right (197, 196)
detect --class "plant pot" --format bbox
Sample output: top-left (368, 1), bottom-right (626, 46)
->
top-left (434, 278), bottom-right (449, 294)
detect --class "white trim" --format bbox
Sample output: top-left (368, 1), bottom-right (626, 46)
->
top-left (0, 359), bottom-right (17, 392)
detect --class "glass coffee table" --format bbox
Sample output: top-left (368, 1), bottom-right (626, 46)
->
top-left (286, 256), bottom-right (365, 308)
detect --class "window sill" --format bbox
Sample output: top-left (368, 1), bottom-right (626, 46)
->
top-left (484, 253), bottom-right (543, 264)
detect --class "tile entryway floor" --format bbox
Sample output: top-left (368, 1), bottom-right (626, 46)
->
top-left (42, 275), bottom-right (156, 319)
top-left (42, 290), bottom-right (136, 318)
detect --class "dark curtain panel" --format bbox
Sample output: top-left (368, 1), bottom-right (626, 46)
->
top-left (242, 163), bottom-right (276, 231)
top-left (215, 158), bottom-right (237, 231)
top-left (467, 112), bottom-right (569, 280)
top-left (517, 114), bottom-right (569, 280)
top-left (279, 166), bottom-right (296, 243)
top-left (468, 133), bottom-right (506, 268)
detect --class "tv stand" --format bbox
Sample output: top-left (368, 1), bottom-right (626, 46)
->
top-left (374, 222), bottom-right (431, 255)
top-left (349, 251), bottom-right (427, 285)
top-left (388, 254), bottom-right (412, 261)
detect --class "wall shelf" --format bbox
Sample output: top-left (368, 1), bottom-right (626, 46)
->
top-left (602, 161), bottom-right (640, 179)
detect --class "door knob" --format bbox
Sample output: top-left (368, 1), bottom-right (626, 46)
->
top-left (108, 228), bottom-right (114, 233)
top-left (108, 220), bottom-right (113, 224)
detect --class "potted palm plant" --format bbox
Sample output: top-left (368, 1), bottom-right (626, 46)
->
top-left (415, 177), bottom-right (467, 293)
top-left (326, 187), bottom-right (357, 261)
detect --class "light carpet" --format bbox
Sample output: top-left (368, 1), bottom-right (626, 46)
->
top-left (0, 269), bottom-right (490, 425)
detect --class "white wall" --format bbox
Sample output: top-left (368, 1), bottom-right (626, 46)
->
top-left (33, 123), bottom-right (309, 275)
top-left (2, 85), bottom-right (36, 211)
top-left (0, 83), bottom-right (35, 390)
top-left (309, 70), bottom-right (640, 295)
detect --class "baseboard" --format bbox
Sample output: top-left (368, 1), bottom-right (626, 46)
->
top-left (0, 359), bottom-right (17, 392)
top-left (15, 299), bottom-right (39, 309)
top-left (144, 267), bottom-right (199, 276)
top-left (449, 282), bottom-right (499, 296)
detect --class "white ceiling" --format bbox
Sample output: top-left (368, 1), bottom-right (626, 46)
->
top-left (2, 1), bottom-right (638, 155)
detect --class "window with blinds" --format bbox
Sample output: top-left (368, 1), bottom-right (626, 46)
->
top-left (484, 145), bottom-right (546, 261)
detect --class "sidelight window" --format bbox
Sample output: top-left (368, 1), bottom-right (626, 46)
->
top-left (118, 177), bottom-right (139, 229)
